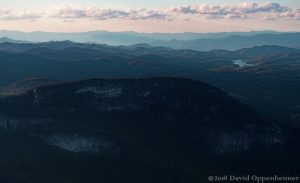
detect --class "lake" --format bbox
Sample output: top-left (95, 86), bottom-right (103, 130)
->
top-left (233, 60), bottom-right (254, 67)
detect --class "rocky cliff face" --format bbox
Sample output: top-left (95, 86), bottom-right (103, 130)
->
top-left (42, 134), bottom-right (120, 154)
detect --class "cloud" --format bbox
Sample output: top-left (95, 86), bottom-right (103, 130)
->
top-left (48, 3), bottom-right (300, 21)
top-left (0, 2), bottom-right (299, 22)
top-left (48, 6), bottom-right (168, 21)
top-left (0, 9), bottom-right (41, 20)
top-left (278, 9), bottom-right (300, 20)
top-left (169, 2), bottom-right (297, 20)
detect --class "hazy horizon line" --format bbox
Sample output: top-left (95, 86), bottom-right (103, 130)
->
top-left (1, 29), bottom-right (298, 34)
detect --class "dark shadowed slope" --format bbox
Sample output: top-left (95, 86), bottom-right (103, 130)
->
top-left (0, 77), bottom-right (299, 183)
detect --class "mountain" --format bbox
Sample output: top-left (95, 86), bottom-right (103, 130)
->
top-left (0, 41), bottom-right (228, 87)
top-left (0, 42), bottom-right (201, 87)
top-left (0, 41), bottom-right (299, 129)
top-left (0, 77), bottom-right (65, 96)
top-left (151, 33), bottom-right (300, 51)
top-left (0, 77), bottom-right (298, 183)
top-left (2, 31), bottom-right (299, 51)
top-left (233, 45), bottom-right (300, 57)
top-left (0, 30), bottom-right (278, 45)
top-left (208, 46), bottom-right (300, 126)
top-left (0, 41), bottom-right (172, 55)
top-left (0, 37), bottom-right (28, 44)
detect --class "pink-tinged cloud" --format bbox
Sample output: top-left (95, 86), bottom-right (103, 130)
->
top-left (46, 2), bottom-right (300, 21)
top-left (0, 2), bottom-right (300, 22)
top-left (0, 9), bottom-right (41, 20)
top-left (170, 2), bottom-right (292, 20)
top-left (47, 6), bottom-right (169, 21)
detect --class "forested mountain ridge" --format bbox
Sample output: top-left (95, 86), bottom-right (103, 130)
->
top-left (0, 77), bottom-right (298, 183)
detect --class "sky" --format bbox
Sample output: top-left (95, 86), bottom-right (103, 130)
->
top-left (0, 0), bottom-right (299, 33)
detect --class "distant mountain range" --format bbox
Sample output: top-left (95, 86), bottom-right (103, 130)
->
top-left (234, 45), bottom-right (300, 57)
top-left (0, 41), bottom-right (299, 127)
top-left (0, 30), bottom-right (277, 44)
top-left (1, 30), bottom-right (300, 51)
top-left (0, 37), bottom-right (29, 44)
top-left (151, 33), bottom-right (300, 51)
